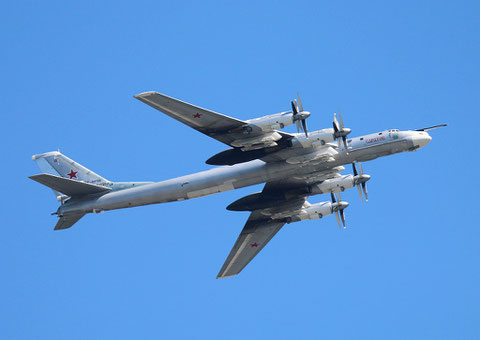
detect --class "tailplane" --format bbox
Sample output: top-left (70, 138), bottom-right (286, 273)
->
top-left (32, 151), bottom-right (111, 199)
top-left (54, 214), bottom-right (85, 230)
top-left (29, 173), bottom-right (111, 197)
top-left (31, 151), bottom-right (112, 230)
top-left (31, 151), bottom-right (153, 230)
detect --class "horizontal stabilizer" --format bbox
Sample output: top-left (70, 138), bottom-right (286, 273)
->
top-left (29, 173), bottom-right (111, 197)
top-left (55, 214), bottom-right (85, 230)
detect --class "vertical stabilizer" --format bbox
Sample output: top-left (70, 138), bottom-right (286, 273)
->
top-left (32, 151), bottom-right (110, 186)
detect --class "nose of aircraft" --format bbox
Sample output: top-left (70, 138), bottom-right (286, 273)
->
top-left (412, 131), bottom-right (432, 149)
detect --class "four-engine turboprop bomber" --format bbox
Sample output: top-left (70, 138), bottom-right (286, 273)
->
top-left (30, 92), bottom-right (446, 278)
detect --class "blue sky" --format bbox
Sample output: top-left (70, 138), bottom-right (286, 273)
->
top-left (1, 1), bottom-right (478, 339)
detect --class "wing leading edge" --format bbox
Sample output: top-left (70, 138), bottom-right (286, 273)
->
top-left (135, 92), bottom-right (246, 146)
top-left (135, 91), bottom-right (294, 153)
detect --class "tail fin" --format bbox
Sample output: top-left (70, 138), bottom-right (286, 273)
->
top-left (32, 152), bottom-right (110, 196)
top-left (31, 151), bottom-right (111, 230)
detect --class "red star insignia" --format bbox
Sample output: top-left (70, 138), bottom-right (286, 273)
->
top-left (251, 243), bottom-right (258, 247)
top-left (193, 113), bottom-right (202, 118)
top-left (67, 170), bottom-right (78, 179)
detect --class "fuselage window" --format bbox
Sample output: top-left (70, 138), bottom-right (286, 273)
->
top-left (379, 133), bottom-right (382, 135)
top-left (360, 137), bottom-right (364, 140)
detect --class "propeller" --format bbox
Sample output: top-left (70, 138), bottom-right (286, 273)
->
top-left (352, 162), bottom-right (370, 202)
top-left (291, 93), bottom-right (310, 137)
top-left (332, 111), bottom-right (351, 151)
top-left (330, 192), bottom-right (348, 229)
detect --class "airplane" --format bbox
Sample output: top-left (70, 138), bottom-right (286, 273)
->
top-left (30, 92), bottom-right (446, 278)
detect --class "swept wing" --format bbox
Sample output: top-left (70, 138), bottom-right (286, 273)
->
top-left (218, 164), bottom-right (346, 278)
top-left (135, 91), bottom-right (293, 149)
top-left (217, 201), bottom-right (304, 279)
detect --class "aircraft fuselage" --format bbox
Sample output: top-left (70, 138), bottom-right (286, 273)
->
top-left (57, 129), bottom-right (431, 216)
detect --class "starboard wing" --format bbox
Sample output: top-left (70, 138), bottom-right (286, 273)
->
top-left (217, 188), bottom-right (307, 278)
top-left (217, 211), bottom-right (286, 279)
top-left (218, 164), bottom-right (347, 278)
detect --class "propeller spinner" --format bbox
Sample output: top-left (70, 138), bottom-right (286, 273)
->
top-left (352, 162), bottom-right (370, 202)
top-left (330, 192), bottom-right (348, 229)
top-left (333, 111), bottom-right (351, 151)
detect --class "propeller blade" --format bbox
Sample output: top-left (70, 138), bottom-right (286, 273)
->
top-left (296, 120), bottom-right (302, 133)
top-left (358, 162), bottom-right (364, 175)
top-left (357, 184), bottom-right (364, 202)
top-left (362, 182), bottom-right (368, 201)
top-left (297, 93), bottom-right (303, 112)
top-left (335, 211), bottom-right (341, 229)
top-left (340, 209), bottom-right (346, 229)
top-left (338, 110), bottom-right (345, 130)
top-left (301, 119), bottom-right (308, 137)
top-left (342, 135), bottom-right (348, 150)
top-left (352, 163), bottom-right (358, 176)
top-left (291, 101), bottom-right (298, 115)
top-left (330, 192), bottom-right (336, 203)
top-left (333, 113), bottom-right (340, 132)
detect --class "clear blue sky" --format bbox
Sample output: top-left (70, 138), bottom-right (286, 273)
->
top-left (1, 1), bottom-right (478, 339)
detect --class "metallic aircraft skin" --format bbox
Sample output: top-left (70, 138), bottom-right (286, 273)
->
top-left (30, 91), bottom-right (441, 278)
top-left (56, 129), bottom-right (430, 216)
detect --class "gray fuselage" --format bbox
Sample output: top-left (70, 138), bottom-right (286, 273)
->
top-left (58, 129), bottom-right (430, 216)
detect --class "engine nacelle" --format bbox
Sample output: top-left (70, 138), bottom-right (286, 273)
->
top-left (290, 128), bottom-right (335, 148)
top-left (245, 112), bottom-right (294, 131)
top-left (287, 201), bottom-right (333, 223)
top-left (310, 175), bottom-right (355, 194)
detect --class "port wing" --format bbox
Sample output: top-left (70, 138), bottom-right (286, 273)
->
top-left (135, 91), bottom-right (293, 149)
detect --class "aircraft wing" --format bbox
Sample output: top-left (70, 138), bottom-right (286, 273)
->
top-left (217, 192), bottom-right (306, 279)
top-left (135, 91), bottom-right (293, 148)
top-left (217, 164), bottom-right (347, 278)
top-left (216, 212), bottom-right (285, 279)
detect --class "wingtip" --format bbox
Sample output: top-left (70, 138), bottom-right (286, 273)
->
top-left (134, 91), bottom-right (157, 99)
top-left (216, 270), bottom-right (239, 279)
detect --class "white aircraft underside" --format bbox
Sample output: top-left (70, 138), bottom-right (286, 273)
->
top-left (30, 92), bottom-right (445, 278)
